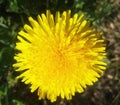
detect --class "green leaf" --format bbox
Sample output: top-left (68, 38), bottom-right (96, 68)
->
top-left (7, 0), bottom-right (19, 13)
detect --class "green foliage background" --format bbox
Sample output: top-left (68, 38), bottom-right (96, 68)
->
top-left (0, 0), bottom-right (119, 105)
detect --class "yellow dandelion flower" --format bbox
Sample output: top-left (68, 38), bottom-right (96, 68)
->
top-left (13, 10), bottom-right (106, 102)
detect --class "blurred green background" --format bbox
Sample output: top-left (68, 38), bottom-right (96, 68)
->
top-left (0, 0), bottom-right (120, 105)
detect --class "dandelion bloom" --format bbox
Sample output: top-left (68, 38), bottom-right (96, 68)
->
top-left (14, 10), bottom-right (106, 102)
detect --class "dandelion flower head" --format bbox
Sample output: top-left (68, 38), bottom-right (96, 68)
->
top-left (14, 10), bottom-right (106, 102)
